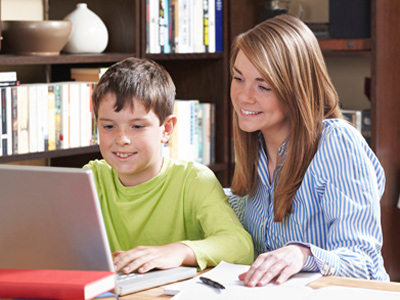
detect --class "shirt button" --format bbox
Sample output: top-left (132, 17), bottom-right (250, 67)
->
top-left (323, 265), bottom-right (329, 273)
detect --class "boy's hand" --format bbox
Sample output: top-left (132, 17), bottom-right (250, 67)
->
top-left (113, 243), bottom-right (197, 274)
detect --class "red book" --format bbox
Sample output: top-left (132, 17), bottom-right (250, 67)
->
top-left (0, 269), bottom-right (116, 300)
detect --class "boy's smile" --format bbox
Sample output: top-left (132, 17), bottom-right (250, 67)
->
top-left (97, 92), bottom-right (167, 187)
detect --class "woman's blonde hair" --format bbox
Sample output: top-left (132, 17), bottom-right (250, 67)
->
top-left (230, 14), bottom-right (342, 222)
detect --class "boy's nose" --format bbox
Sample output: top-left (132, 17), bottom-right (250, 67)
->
top-left (115, 131), bottom-right (132, 145)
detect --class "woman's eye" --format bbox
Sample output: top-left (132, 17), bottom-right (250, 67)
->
top-left (259, 85), bottom-right (271, 92)
top-left (233, 76), bottom-right (243, 82)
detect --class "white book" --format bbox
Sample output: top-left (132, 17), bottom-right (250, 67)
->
top-left (17, 85), bottom-right (29, 154)
top-left (61, 83), bottom-right (70, 149)
top-left (0, 71), bottom-right (17, 82)
top-left (6, 87), bottom-right (12, 155)
top-left (201, 102), bottom-right (211, 165)
top-left (79, 82), bottom-right (92, 147)
top-left (28, 85), bottom-right (38, 153)
top-left (172, 100), bottom-right (199, 161)
top-left (208, 0), bottom-right (216, 52)
top-left (69, 82), bottom-right (80, 148)
top-left (192, 0), bottom-right (205, 53)
top-left (36, 84), bottom-right (48, 152)
top-left (178, 0), bottom-right (191, 53)
top-left (148, 0), bottom-right (161, 53)
top-left (47, 85), bottom-right (56, 151)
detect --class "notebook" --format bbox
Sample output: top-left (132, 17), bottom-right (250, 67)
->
top-left (0, 164), bottom-right (196, 296)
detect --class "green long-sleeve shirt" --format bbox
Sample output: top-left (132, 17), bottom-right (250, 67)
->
top-left (84, 158), bottom-right (253, 269)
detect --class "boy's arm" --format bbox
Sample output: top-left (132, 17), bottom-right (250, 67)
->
top-left (180, 168), bottom-right (254, 270)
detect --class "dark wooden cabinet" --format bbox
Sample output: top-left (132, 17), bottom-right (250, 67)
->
top-left (230, 0), bottom-right (400, 281)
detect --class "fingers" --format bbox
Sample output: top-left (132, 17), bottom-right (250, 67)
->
top-left (241, 245), bottom-right (307, 287)
top-left (113, 247), bottom-right (155, 273)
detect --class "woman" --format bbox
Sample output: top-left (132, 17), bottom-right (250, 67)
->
top-left (228, 14), bottom-right (389, 287)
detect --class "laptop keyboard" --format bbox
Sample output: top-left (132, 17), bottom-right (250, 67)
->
top-left (117, 272), bottom-right (145, 285)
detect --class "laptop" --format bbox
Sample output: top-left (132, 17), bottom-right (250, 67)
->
top-left (0, 164), bottom-right (196, 295)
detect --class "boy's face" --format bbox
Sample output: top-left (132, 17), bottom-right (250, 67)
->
top-left (97, 92), bottom-right (172, 187)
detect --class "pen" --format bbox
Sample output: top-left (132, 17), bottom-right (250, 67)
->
top-left (199, 276), bottom-right (226, 290)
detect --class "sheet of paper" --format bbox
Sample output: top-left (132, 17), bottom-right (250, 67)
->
top-left (165, 261), bottom-right (322, 299)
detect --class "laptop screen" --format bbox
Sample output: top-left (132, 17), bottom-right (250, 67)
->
top-left (0, 164), bottom-right (114, 272)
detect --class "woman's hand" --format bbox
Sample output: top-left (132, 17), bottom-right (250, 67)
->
top-left (113, 243), bottom-right (196, 274)
top-left (239, 245), bottom-right (311, 287)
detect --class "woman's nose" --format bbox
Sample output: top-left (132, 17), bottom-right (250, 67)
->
top-left (237, 85), bottom-right (255, 103)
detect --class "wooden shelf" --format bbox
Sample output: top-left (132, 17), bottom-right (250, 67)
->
top-left (0, 145), bottom-right (100, 163)
top-left (318, 38), bottom-right (371, 56)
top-left (0, 53), bottom-right (137, 65)
top-left (145, 52), bottom-right (224, 61)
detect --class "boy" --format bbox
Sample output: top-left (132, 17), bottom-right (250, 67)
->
top-left (84, 57), bottom-right (253, 274)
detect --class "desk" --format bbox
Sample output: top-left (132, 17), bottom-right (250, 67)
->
top-left (121, 275), bottom-right (400, 300)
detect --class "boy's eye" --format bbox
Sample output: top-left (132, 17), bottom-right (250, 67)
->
top-left (103, 125), bottom-right (114, 130)
top-left (132, 125), bottom-right (144, 129)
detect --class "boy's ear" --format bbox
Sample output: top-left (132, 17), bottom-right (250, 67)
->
top-left (161, 115), bottom-right (177, 143)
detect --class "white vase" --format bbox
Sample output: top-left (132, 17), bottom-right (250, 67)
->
top-left (62, 3), bottom-right (109, 54)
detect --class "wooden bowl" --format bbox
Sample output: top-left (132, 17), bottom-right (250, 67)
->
top-left (1, 20), bottom-right (73, 56)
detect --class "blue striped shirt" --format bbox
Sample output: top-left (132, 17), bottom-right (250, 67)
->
top-left (227, 119), bottom-right (389, 280)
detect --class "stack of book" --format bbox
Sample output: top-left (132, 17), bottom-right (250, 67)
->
top-left (341, 108), bottom-right (371, 145)
top-left (164, 99), bottom-right (215, 165)
top-left (146, 0), bottom-right (223, 54)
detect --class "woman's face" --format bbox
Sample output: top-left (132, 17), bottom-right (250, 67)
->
top-left (230, 50), bottom-right (290, 140)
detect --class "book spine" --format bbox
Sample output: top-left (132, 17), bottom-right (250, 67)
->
top-left (178, 0), bottom-right (191, 53)
top-left (0, 71), bottom-right (17, 82)
top-left (0, 81), bottom-right (20, 87)
top-left (203, 0), bottom-right (209, 53)
top-left (6, 87), bottom-right (12, 155)
top-left (215, 0), bottom-right (223, 52)
top-left (47, 85), bottom-right (56, 151)
top-left (192, 0), bottom-right (205, 53)
top-left (61, 83), bottom-right (70, 149)
top-left (0, 88), bottom-right (5, 155)
top-left (11, 86), bottom-right (18, 154)
top-left (54, 85), bottom-right (62, 149)
top-left (28, 85), bottom-right (38, 153)
top-left (208, 0), bottom-right (216, 52)
top-left (17, 85), bottom-right (29, 154)
top-left (148, 0), bottom-right (161, 53)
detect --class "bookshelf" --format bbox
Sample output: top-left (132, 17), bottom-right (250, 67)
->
top-left (230, 0), bottom-right (400, 281)
top-left (0, 0), bottom-right (231, 186)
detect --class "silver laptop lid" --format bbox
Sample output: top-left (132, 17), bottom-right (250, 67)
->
top-left (0, 164), bottom-right (114, 272)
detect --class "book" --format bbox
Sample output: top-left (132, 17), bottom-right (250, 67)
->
top-left (17, 85), bottom-right (29, 154)
top-left (208, 0), bottom-right (216, 52)
top-left (361, 109), bottom-right (371, 145)
top-left (5, 87), bottom-right (12, 155)
top-left (0, 80), bottom-right (20, 87)
top-left (0, 71), bottom-right (17, 82)
top-left (47, 85), bottom-right (56, 151)
top-left (147, 0), bottom-right (161, 53)
top-left (178, 0), bottom-right (191, 53)
top-left (0, 269), bottom-right (116, 300)
top-left (215, 0), bottom-right (223, 52)
top-left (1, 88), bottom-right (9, 155)
top-left (28, 85), bottom-right (38, 153)
top-left (71, 68), bottom-right (108, 82)
top-left (11, 86), bottom-right (18, 154)
top-left (341, 109), bottom-right (362, 132)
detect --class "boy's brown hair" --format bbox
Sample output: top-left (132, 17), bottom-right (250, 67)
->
top-left (92, 57), bottom-right (176, 124)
